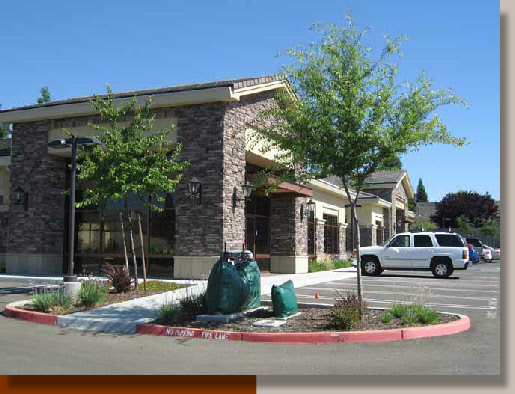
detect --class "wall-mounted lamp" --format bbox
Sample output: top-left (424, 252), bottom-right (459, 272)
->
top-left (232, 180), bottom-right (252, 208)
top-left (189, 176), bottom-right (202, 205)
top-left (306, 199), bottom-right (315, 214)
top-left (13, 186), bottom-right (28, 210)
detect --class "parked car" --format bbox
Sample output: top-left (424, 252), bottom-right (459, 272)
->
top-left (483, 244), bottom-right (500, 260)
top-left (466, 237), bottom-right (484, 258)
top-left (467, 244), bottom-right (480, 264)
top-left (482, 248), bottom-right (493, 262)
top-left (359, 232), bottom-right (469, 279)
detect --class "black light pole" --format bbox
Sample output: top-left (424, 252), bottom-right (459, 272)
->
top-left (48, 136), bottom-right (95, 279)
top-left (68, 135), bottom-right (77, 278)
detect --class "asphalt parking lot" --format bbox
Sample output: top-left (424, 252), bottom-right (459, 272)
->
top-left (0, 263), bottom-right (501, 375)
top-left (262, 263), bottom-right (500, 319)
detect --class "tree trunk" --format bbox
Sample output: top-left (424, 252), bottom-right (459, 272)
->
top-left (125, 198), bottom-right (138, 290)
top-left (341, 178), bottom-right (364, 305)
top-left (137, 213), bottom-right (147, 292)
top-left (119, 211), bottom-right (129, 272)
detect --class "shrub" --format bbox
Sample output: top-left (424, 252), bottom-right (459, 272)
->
top-left (332, 259), bottom-right (352, 269)
top-left (308, 259), bottom-right (327, 273)
top-left (402, 309), bottom-right (419, 325)
top-left (412, 305), bottom-right (439, 324)
top-left (157, 303), bottom-right (182, 324)
top-left (32, 289), bottom-right (73, 314)
top-left (380, 311), bottom-right (394, 324)
top-left (390, 303), bottom-right (408, 318)
top-left (328, 291), bottom-right (368, 330)
top-left (77, 280), bottom-right (108, 307)
top-left (103, 264), bottom-right (132, 293)
top-left (179, 290), bottom-right (207, 317)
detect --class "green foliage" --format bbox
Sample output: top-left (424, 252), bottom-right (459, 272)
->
top-left (412, 305), bottom-right (439, 324)
top-left (31, 289), bottom-right (73, 314)
top-left (137, 281), bottom-right (189, 292)
top-left (157, 303), bottom-right (182, 324)
top-left (77, 280), bottom-right (108, 307)
top-left (390, 303), bottom-right (408, 318)
top-left (332, 259), bottom-right (352, 269)
top-left (308, 259), bottom-right (328, 272)
top-left (480, 218), bottom-right (500, 237)
top-left (75, 86), bottom-right (188, 213)
top-left (455, 215), bottom-right (474, 232)
top-left (179, 290), bottom-right (207, 317)
top-left (37, 86), bottom-right (51, 104)
top-left (103, 264), bottom-right (132, 293)
top-left (0, 127), bottom-right (8, 139)
top-left (402, 309), bottom-right (419, 325)
top-left (416, 178), bottom-right (429, 202)
top-left (252, 12), bottom-right (466, 198)
top-left (408, 198), bottom-right (417, 212)
top-left (328, 291), bottom-right (368, 330)
top-left (411, 219), bottom-right (437, 232)
top-left (376, 155), bottom-right (402, 171)
top-left (380, 311), bottom-right (394, 324)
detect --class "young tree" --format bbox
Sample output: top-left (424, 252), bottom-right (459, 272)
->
top-left (416, 178), bottom-right (428, 202)
top-left (431, 191), bottom-right (499, 228)
top-left (37, 87), bottom-right (51, 104)
top-left (76, 87), bottom-right (188, 284)
top-left (252, 14), bottom-right (467, 302)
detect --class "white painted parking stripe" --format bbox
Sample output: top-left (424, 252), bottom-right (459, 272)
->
top-left (337, 278), bottom-right (499, 287)
top-left (294, 294), bottom-right (497, 311)
top-left (300, 287), bottom-right (497, 302)
top-left (303, 283), bottom-right (499, 294)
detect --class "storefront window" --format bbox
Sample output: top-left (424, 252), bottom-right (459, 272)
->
top-left (323, 213), bottom-right (339, 254)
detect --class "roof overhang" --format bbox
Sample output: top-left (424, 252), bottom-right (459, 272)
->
top-left (0, 79), bottom-right (289, 125)
top-left (310, 179), bottom-right (391, 207)
top-left (249, 175), bottom-right (312, 197)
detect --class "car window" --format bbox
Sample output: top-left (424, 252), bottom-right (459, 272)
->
top-left (414, 235), bottom-right (433, 247)
top-left (466, 238), bottom-right (482, 247)
top-left (389, 235), bottom-right (410, 247)
top-left (436, 234), bottom-right (464, 247)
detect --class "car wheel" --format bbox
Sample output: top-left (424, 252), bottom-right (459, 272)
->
top-left (361, 257), bottom-right (382, 276)
top-left (432, 260), bottom-right (453, 279)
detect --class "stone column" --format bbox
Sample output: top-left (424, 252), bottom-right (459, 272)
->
top-left (359, 224), bottom-right (377, 247)
top-left (338, 223), bottom-right (348, 259)
top-left (270, 195), bottom-right (308, 274)
top-left (315, 218), bottom-right (325, 260)
top-left (174, 103), bottom-right (226, 279)
top-left (6, 120), bottom-right (67, 275)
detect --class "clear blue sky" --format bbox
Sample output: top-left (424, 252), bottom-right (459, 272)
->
top-left (0, 0), bottom-right (499, 201)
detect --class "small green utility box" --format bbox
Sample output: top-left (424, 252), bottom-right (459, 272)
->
top-left (271, 280), bottom-right (298, 318)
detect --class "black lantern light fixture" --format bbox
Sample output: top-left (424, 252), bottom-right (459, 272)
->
top-left (14, 186), bottom-right (26, 208)
top-left (189, 176), bottom-right (202, 204)
top-left (233, 180), bottom-right (253, 208)
top-left (306, 199), bottom-right (315, 213)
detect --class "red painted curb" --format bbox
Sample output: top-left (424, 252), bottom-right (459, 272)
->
top-left (241, 332), bottom-right (340, 343)
top-left (401, 316), bottom-right (471, 340)
top-left (4, 306), bottom-right (58, 325)
top-left (136, 323), bottom-right (242, 341)
top-left (338, 329), bottom-right (403, 343)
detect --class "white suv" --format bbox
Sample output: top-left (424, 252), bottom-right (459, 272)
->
top-left (359, 232), bottom-right (469, 279)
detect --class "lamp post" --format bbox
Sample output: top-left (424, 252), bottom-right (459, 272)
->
top-left (48, 136), bottom-right (95, 279)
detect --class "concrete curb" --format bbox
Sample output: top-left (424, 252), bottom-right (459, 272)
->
top-left (4, 302), bottom-right (470, 343)
top-left (134, 315), bottom-right (470, 344)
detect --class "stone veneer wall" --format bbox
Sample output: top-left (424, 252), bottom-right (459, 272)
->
top-left (174, 103), bottom-right (226, 257)
top-left (270, 195), bottom-right (308, 256)
top-left (315, 218), bottom-right (325, 258)
top-left (222, 91), bottom-right (278, 251)
top-left (359, 225), bottom-right (377, 247)
top-left (7, 121), bottom-right (67, 274)
top-left (338, 223), bottom-right (348, 258)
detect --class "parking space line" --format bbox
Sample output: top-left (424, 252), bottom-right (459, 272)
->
top-left (304, 283), bottom-right (499, 294)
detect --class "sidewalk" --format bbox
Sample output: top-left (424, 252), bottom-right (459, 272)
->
top-left (4, 268), bottom-right (357, 334)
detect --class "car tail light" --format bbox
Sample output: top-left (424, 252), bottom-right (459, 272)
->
top-left (462, 249), bottom-right (468, 259)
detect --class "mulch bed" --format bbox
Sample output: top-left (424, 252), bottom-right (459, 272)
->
top-left (154, 307), bottom-right (460, 333)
